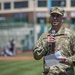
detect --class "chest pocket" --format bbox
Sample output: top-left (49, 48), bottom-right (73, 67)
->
top-left (55, 36), bottom-right (70, 56)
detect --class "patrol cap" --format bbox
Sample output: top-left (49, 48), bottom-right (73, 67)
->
top-left (50, 7), bottom-right (64, 16)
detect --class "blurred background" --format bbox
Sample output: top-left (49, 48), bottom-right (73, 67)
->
top-left (0, 0), bottom-right (75, 75)
top-left (0, 0), bottom-right (75, 52)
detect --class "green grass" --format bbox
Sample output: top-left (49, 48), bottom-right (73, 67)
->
top-left (0, 60), bottom-right (43, 75)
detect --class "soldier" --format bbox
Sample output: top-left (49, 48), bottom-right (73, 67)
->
top-left (33, 7), bottom-right (75, 75)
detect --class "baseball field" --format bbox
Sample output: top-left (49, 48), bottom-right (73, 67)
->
top-left (0, 51), bottom-right (43, 75)
top-left (0, 51), bottom-right (75, 75)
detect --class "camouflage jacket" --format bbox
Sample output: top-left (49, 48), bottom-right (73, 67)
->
top-left (33, 25), bottom-right (75, 70)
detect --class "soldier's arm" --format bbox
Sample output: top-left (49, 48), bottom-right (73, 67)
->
top-left (33, 34), bottom-right (48, 60)
top-left (61, 36), bottom-right (75, 65)
top-left (59, 36), bottom-right (75, 66)
top-left (67, 36), bottom-right (75, 65)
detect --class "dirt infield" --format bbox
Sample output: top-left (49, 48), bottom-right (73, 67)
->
top-left (0, 56), bottom-right (34, 61)
top-left (0, 51), bottom-right (34, 61)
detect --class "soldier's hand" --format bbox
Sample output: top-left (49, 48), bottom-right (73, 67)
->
top-left (59, 57), bottom-right (69, 65)
top-left (47, 34), bottom-right (55, 43)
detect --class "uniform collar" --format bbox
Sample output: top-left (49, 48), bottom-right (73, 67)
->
top-left (47, 24), bottom-right (66, 36)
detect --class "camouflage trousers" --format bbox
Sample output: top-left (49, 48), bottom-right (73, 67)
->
top-left (46, 64), bottom-right (74, 75)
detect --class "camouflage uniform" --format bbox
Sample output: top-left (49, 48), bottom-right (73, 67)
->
top-left (33, 25), bottom-right (75, 75)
